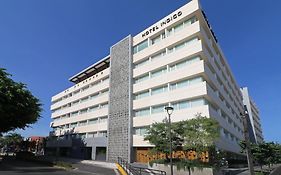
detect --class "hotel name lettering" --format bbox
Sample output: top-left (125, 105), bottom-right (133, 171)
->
top-left (142, 11), bottom-right (182, 38)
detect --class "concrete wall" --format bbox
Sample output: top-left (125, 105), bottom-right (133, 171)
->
top-left (107, 36), bottom-right (133, 162)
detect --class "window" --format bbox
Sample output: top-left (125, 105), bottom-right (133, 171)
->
top-left (100, 89), bottom-right (109, 95)
top-left (191, 98), bottom-right (206, 107)
top-left (135, 73), bottom-right (149, 83)
top-left (135, 108), bottom-right (150, 117)
top-left (82, 85), bottom-right (89, 91)
top-left (89, 118), bottom-right (98, 125)
top-left (89, 105), bottom-right (99, 112)
top-left (152, 104), bottom-right (167, 114)
top-left (90, 93), bottom-right (99, 100)
top-left (71, 111), bottom-right (79, 117)
top-left (175, 42), bottom-right (185, 51)
top-left (78, 133), bottom-right (86, 139)
top-left (134, 127), bottom-right (148, 136)
top-left (133, 40), bottom-right (148, 54)
top-left (87, 132), bottom-right (98, 138)
top-left (172, 98), bottom-right (206, 110)
top-left (151, 35), bottom-right (161, 45)
top-left (79, 120), bottom-right (87, 126)
top-left (99, 116), bottom-right (108, 123)
top-left (80, 97), bottom-right (89, 103)
top-left (151, 67), bottom-right (167, 78)
top-left (100, 103), bottom-right (108, 108)
top-left (166, 16), bottom-right (197, 38)
top-left (170, 77), bottom-right (203, 90)
top-left (135, 58), bottom-right (149, 68)
top-left (72, 100), bottom-right (79, 106)
top-left (135, 90), bottom-right (150, 100)
top-left (174, 23), bottom-right (184, 33)
top-left (70, 122), bottom-right (78, 128)
top-left (80, 108), bottom-right (88, 114)
top-left (172, 100), bottom-right (191, 110)
top-left (151, 51), bottom-right (166, 61)
top-left (151, 85), bottom-right (167, 95)
top-left (99, 131), bottom-right (107, 137)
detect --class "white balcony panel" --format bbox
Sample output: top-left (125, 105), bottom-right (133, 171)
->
top-left (52, 107), bottom-right (108, 127)
top-left (52, 68), bottom-right (110, 102)
top-left (51, 80), bottom-right (109, 111)
top-left (133, 82), bottom-right (207, 110)
top-left (51, 94), bottom-right (108, 118)
top-left (133, 41), bottom-right (203, 78)
top-left (133, 21), bottom-right (201, 63)
top-left (133, 60), bottom-right (205, 94)
top-left (133, 105), bottom-right (210, 128)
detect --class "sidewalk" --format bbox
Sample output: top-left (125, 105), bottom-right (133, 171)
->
top-left (45, 156), bottom-right (117, 169)
top-left (235, 164), bottom-right (281, 175)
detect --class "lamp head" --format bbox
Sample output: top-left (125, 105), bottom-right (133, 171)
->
top-left (165, 106), bottom-right (174, 115)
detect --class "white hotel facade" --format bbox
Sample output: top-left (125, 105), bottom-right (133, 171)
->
top-left (48, 0), bottom-right (263, 162)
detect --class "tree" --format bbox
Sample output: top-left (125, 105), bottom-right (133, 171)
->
top-left (144, 114), bottom-right (220, 162)
top-left (0, 133), bottom-right (23, 153)
top-left (240, 141), bottom-right (281, 169)
top-left (144, 119), bottom-right (183, 160)
top-left (0, 68), bottom-right (42, 133)
top-left (182, 114), bottom-right (220, 154)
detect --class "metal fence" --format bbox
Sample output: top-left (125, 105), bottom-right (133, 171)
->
top-left (117, 157), bottom-right (166, 175)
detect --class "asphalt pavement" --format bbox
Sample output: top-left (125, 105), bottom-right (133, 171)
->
top-left (0, 157), bottom-right (117, 175)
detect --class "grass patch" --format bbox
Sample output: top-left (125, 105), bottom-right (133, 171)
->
top-left (54, 161), bottom-right (73, 169)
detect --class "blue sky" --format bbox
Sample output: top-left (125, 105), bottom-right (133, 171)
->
top-left (0, 0), bottom-right (280, 142)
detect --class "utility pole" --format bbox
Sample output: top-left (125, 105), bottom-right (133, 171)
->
top-left (241, 106), bottom-right (255, 175)
top-left (165, 106), bottom-right (174, 175)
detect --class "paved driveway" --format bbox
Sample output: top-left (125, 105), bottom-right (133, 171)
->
top-left (0, 158), bottom-right (117, 175)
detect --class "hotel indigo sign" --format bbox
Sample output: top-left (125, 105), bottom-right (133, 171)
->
top-left (142, 11), bottom-right (182, 38)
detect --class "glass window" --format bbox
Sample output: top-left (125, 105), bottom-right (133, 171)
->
top-left (80, 97), bottom-right (89, 103)
top-left (135, 90), bottom-right (150, 100)
top-left (135, 73), bottom-right (149, 83)
top-left (191, 98), bottom-right (205, 107)
top-left (89, 118), bottom-right (98, 125)
top-left (99, 131), bottom-right (107, 137)
top-left (186, 37), bottom-right (198, 46)
top-left (151, 85), bottom-right (167, 95)
top-left (80, 108), bottom-right (88, 114)
top-left (100, 103), bottom-right (108, 108)
top-left (151, 51), bottom-right (165, 61)
top-left (177, 79), bottom-right (189, 88)
top-left (152, 104), bottom-right (166, 114)
top-left (189, 77), bottom-right (203, 85)
top-left (79, 120), bottom-right (87, 126)
top-left (99, 116), bottom-right (108, 123)
top-left (152, 35), bottom-right (161, 45)
top-left (151, 67), bottom-right (167, 78)
top-left (133, 46), bottom-right (138, 54)
top-left (70, 122), bottom-right (77, 128)
top-left (135, 108), bottom-right (150, 117)
top-left (71, 111), bottom-right (79, 117)
top-left (89, 105), bottom-right (99, 112)
top-left (72, 100), bottom-right (79, 106)
top-left (135, 58), bottom-right (149, 68)
top-left (179, 101), bottom-right (190, 109)
top-left (137, 40), bottom-right (148, 52)
top-left (167, 28), bottom-right (173, 37)
top-left (134, 127), bottom-right (148, 136)
top-left (174, 23), bottom-right (184, 33)
top-left (175, 42), bottom-right (185, 51)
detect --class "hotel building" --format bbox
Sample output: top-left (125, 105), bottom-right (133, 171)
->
top-left (47, 0), bottom-right (261, 162)
top-left (241, 87), bottom-right (264, 143)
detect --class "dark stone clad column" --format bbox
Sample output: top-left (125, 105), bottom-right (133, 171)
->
top-left (107, 36), bottom-right (133, 162)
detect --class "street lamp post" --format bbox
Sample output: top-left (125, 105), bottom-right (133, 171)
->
top-left (165, 106), bottom-right (174, 175)
top-left (240, 107), bottom-right (255, 175)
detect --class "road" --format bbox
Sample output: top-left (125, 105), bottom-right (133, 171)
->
top-left (0, 158), bottom-right (117, 175)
